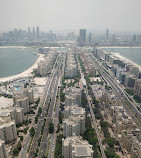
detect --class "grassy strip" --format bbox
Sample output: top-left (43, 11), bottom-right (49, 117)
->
top-left (54, 134), bottom-right (63, 158)
top-left (46, 141), bottom-right (50, 157)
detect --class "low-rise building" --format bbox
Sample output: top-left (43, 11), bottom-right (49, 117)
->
top-left (62, 134), bottom-right (94, 158)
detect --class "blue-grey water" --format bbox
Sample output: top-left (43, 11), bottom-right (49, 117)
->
top-left (103, 47), bottom-right (141, 66)
top-left (0, 47), bottom-right (38, 78)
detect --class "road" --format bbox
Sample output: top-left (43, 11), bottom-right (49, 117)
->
top-left (38, 53), bottom-right (65, 158)
top-left (90, 52), bottom-right (141, 129)
top-left (28, 54), bottom-right (63, 158)
top-left (47, 53), bottom-right (66, 158)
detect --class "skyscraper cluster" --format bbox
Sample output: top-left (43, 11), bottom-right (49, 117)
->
top-left (2, 27), bottom-right (40, 40)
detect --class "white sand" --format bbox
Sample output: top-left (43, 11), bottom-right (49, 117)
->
top-left (0, 53), bottom-right (45, 82)
top-left (100, 46), bottom-right (141, 71)
top-left (0, 46), bottom-right (26, 49)
top-left (0, 96), bottom-right (13, 109)
top-left (113, 53), bottom-right (141, 71)
top-left (100, 46), bottom-right (141, 49)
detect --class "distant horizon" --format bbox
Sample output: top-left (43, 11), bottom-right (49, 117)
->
top-left (1, 27), bottom-right (141, 35)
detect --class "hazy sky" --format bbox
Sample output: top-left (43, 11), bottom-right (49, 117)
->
top-left (0, 0), bottom-right (141, 32)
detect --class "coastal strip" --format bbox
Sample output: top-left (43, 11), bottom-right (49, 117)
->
top-left (100, 46), bottom-right (141, 71)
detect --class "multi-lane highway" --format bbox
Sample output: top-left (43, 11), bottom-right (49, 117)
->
top-left (28, 53), bottom-right (65, 158)
top-left (90, 52), bottom-right (141, 129)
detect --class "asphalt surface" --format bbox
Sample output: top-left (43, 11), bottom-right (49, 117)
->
top-left (28, 54), bottom-right (62, 158)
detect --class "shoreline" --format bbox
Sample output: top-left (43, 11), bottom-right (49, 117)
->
top-left (0, 53), bottom-right (45, 82)
top-left (100, 46), bottom-right (141, 49)
top-left (99, 46), bottom-right (141, 70)
top-left (113, 52), bottom-right (141, 71)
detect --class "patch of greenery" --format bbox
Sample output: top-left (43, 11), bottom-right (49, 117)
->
top-left (55, 134), bottom-right (63, 158)
top-left (105, 147), bottom-right (120, 158)
top-left (125, 88), bottom-right (134, 96)
top-left (133, 95), bottom-right (141, 103)
top-left (105, 84), bottom-right (110, 90)
top-left (49, 122), bottom-right (54, 133)
top-left (13, 141), bottom-right (22, 156)
top-left (30, 127), bottom-right (35, 137)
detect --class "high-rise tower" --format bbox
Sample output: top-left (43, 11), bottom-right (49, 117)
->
top-left (36, 27), bottom-right (40, 39)
top-left (78, 29), bottom-right (86, 47)
top-left (106, 28), bottom-right (109, 40)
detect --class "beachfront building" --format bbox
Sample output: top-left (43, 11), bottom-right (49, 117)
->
top-left (134, 79), bottom-right (141, 98)
top-left (0, 140), bottom-right (7, 158)
top-left (0, 106), bottom-right (24, 125)
top-left (26, 88), bottom-right (34, 104)
top-left (0, 118), bottom-right (17, 143)
top-left (37, 52), bottom-right (57, 76)
top-left (14, 94), bottom-right (29, 114)
top-left (65, 87), bottom-right (81, 106)
top-left (124, 73), bottom-right (136, 88)
top-left (62, 134), bottom-right (94, 158)
top-left (13, 88), bottom-right (34, 114)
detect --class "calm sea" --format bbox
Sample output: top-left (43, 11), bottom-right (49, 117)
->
top-left (103, 47), bottom-right (141, 66)
top-left (0, 47), bottom-right (38, 78)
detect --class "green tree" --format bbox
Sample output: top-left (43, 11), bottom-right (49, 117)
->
top-left (107, 137), bottom-right (116, 147)
top-left (20, 136), bottom-right (23, 141)
top-left (49, 122), bottom-right (54, 133)
top-left (30, 127), bottom-right (35, 137)
top-left (13, 141), bottom-right (22, 156)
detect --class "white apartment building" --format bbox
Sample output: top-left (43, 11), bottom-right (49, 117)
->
top-left (0, 118), bottom-right (17, 143)
top-left (26, 88), bottom-right (34, 104)
top-left (0, 106), bottom-right (24, 125)
top-left (14, 94), bottom-right (29, 114)
top-left (64, 105), bottom-right (85, 119)
top-left (63, 115), bottom-right (85, 137)
top-left (62, 134), bottom-right (94, 158)
top-left (0, 139), bottom-right (7, 158)
top-left (65, 87), bottom-right (81, 106)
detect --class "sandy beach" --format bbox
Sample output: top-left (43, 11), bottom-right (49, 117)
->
top-left (100, 46), bottom-right (141, 71)
top-left (0, 53), bottom-right (45, 82)
top-left (113, 52), bottom-right (141, 71)
top-left (100, 46), bottom-right (141, 49)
